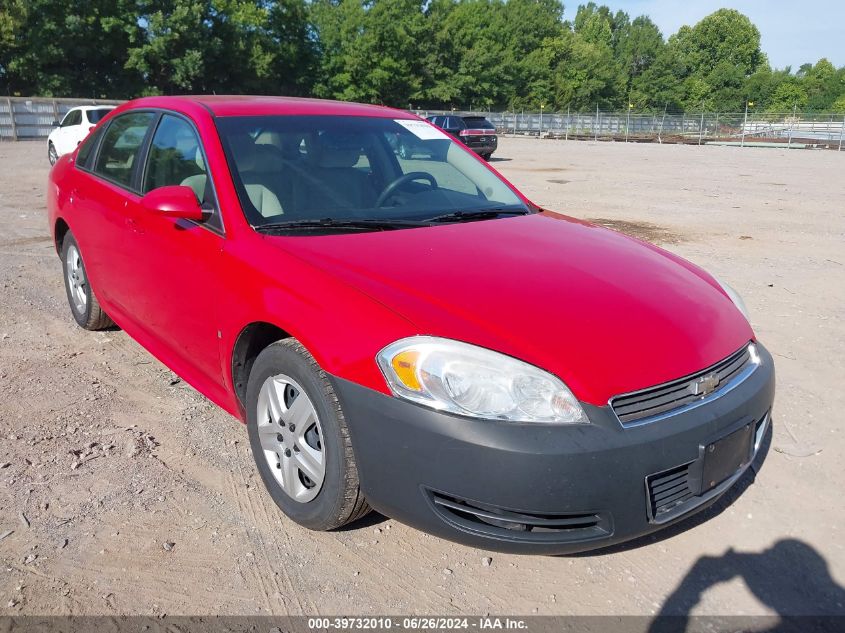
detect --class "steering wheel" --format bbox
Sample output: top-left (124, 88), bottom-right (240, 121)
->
top-left (376, 172), bottom-right (438, 207)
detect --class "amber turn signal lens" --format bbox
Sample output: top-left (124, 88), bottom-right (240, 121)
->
top-left (391, 350), bottom-right (422, 391)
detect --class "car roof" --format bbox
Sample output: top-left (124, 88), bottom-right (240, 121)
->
top-left (124, 95), bottom-right (414, 119)
top-left (70, 105), bottom-right (116, 111)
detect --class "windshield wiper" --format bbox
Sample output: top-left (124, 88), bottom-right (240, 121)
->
top-left (425, 209), bottom-right (531, 223)
top-left (254, 218), bottom-right (431, 233)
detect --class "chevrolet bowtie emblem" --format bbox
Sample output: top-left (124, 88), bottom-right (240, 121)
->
top-left (689, 373), bottom-right (720, 397)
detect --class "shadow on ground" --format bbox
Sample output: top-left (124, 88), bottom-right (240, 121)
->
top-left (649, 539), bottom-right (845, 632)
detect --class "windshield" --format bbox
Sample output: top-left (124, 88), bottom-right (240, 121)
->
top-left (87, 108), bottom-right (113, 123)
top-left (215, 115), bottom-right (528, 231)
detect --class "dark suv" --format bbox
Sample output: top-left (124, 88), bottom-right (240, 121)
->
top-left (426, 115), bottom-right (497, 160)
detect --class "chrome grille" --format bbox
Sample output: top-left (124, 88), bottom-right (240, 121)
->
top-left (611, 344), bottom-right (755, 425)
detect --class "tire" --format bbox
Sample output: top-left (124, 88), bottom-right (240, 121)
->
top-left (48, 142), bottom-right (58, 166)
top-left (246, 339), bottom-right (370, 530)
top-left (61, 232), bottom-right (114, 330)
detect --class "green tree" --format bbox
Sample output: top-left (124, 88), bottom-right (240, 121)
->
top-left (312, 0), bottom-right (430, 106)
top-left (830, 95), bottom-right (845, 114)
top-left (126, 0), bottom-right (315, 96)
top-left (766, 81), bottom-right (809, 112)
top-left (1, 0), bottom-right (145, 97)
top-left (801, 58), bottom-right (845, 110)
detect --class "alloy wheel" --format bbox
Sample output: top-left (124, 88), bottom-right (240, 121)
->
top-left (65, 244), bottom-right (87, 314)
top-left (256, 374), bottom-right (325, 503)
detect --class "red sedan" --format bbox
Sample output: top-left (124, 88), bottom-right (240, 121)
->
top-left (47, 96), bottom-right (774, 554)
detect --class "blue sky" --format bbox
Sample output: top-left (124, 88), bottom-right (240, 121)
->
top-left (578, 1), bottom-right (845, 70)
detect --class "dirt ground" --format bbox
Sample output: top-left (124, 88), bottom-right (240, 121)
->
top-left (1, 137), bottom-right (843, 618)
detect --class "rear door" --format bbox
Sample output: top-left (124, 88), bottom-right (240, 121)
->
top-left (71, 111), bottom-right (157, 314)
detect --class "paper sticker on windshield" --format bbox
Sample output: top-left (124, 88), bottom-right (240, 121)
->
top-left (395, 119), bottom-right (449, 140)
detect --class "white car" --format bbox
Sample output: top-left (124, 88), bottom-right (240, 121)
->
top-left (47, 106), bottom-right (116, 165)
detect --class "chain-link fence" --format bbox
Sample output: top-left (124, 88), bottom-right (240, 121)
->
top-left (4, 97), bottom-right (845, 149)
top-left (417, 109), bottom-right (845, 149)
top-left (0, 97), bottom-right (124, 140)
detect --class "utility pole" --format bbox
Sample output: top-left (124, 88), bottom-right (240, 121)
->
top-left (626, 103), bottom-right (632, 142)
top-left (565, 105), bottom-right (570, 141)
top-left (594, 103), bottom-right (599, 142)
top-left (741, 100), bottom-right (753, 148)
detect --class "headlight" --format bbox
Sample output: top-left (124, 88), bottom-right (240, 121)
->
top-left (376, 336), bottom-right (586, 424)
top-left (714, 277), bottom-right (750, 322)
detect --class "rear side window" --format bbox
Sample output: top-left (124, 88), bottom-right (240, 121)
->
top-left (94, 112), bottom-right (156, 189)
top-left (76, 125), bottom-right (105, 169)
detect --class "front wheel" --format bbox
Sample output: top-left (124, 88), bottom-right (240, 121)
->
top-left (246, 339), bottom-right (370, 530)
top-left (48, 142), bottom-right (58, 165)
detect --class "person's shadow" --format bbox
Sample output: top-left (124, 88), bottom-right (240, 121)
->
top-left (649, 539), bottom-right (845, 633)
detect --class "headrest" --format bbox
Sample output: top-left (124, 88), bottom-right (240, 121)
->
top-left (315, 131), bottom-right (363, 168)
top-left (228, 135), bottom-right (284, 173)
top-left (318, 148), bottom-right (361, 169)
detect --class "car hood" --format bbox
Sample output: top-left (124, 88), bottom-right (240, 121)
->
top-left (272, 213), bottom-right (754, 406)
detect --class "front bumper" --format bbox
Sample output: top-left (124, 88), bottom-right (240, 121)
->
top-left (334, 344), bottom-right (775, 554)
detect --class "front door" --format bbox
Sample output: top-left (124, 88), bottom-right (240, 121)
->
top-left (129, 113), bottom-right (225, 392)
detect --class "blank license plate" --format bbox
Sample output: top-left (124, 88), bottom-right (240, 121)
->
top-left (702, 423), bottom-right (754, 491)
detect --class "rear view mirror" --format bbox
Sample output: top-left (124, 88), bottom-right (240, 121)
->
top-left (141, 186), bottom-right (205, 221)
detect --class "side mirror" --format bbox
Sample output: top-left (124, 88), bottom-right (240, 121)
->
top-left (141, 186), bottom-right (205, 221)
top-left (52, 120), bottom-right (60, 128)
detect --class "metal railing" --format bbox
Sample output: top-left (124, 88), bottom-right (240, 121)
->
top-left (417, 109), bottom-right (845, 149)
top-left (0, 97), bottom-right (124, 140)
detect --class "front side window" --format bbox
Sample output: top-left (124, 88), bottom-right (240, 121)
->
top-left (94, 112), bottom-right (156, 188)
top-left (144, 114), bottom-right (208, 200)
top-left (215, 115), bottom-right (527, 232)
top-left (61, 110), bottom-right (82, 127)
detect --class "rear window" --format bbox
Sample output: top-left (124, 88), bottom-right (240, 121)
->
top-left (462, 117), bottom-right (495, 130)
top-left (87, 108), bottom-right (113, 124)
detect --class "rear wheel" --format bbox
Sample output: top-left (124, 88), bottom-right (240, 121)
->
top-left (48, 142), bottom-right (58, 165)
top-left (246, 339), bottom-right (370, 530)
top-left (61, 232), bottom-right (114, 330)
